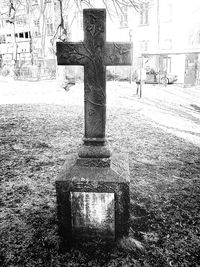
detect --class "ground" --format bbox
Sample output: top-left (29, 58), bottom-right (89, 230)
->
top-left (0, 78), bottom-right (200, 266)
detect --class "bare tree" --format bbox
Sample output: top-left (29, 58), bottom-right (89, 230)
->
top-left (0, 0), bottom-right (31, 76)
top-left (0, 0), bottom-right (150, 78)
top-left (50, 0), bottom-right (148, 51)
top-left (2, 1), bottom-right (20, 73)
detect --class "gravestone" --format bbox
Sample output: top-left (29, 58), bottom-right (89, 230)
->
top-left (56, 9), bottom-right (132, 248)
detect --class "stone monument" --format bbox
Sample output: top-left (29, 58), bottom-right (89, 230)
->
top-left (56, 9), bottom-right (132, 248)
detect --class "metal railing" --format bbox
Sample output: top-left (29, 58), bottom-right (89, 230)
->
top-left (14, 67), bottom-right (56, 81)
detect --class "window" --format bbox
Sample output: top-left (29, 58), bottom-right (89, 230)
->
top-left (34, 20), bottom-right (41, 37)
top-left (0, 35), bottom-right (6, 44)
top-left (34, 20), bottom-right (40, 26)
top-left (25, 31), bottom-right (30, 38)
top-left (140, 2), bottom-right (149, 25)
top-left (15, 31), bottom-right (30, 39)
top-left (47, 18), bottom-right (54, 36)
top-left (120, 6), bottom-right (128, 28)
top-left (139, 40), bottom-right (149, 52)
top-left (16, 16), bottom-right (27, 26)
top-left (6, 34), bottom-right (12, 43)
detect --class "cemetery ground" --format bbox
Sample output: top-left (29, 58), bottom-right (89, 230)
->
top-left (0, 78), bottom-right (200, 267)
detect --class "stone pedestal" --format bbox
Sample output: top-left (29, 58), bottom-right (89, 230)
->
top-left (56, 153), bottom-right (130, 248)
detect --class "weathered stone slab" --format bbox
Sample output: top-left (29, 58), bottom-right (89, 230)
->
top-left (56, 153), bottom-right (130, 248)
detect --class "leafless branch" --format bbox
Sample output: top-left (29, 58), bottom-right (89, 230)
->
top-left (81, 0), bottom-right (93, 8)
top-left (111, 0), bottom-right (120, 17)
top-left (102, 0), bottom-right (113, 20)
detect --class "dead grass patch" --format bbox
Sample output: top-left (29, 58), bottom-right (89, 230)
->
top-left (0, 103), bottom-right (200, 266)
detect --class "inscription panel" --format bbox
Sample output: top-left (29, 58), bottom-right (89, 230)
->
top-left (70, 192), bottom-right (115, 238)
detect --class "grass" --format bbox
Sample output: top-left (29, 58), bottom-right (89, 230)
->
top-left (0, 101), bottom-right (200, 266)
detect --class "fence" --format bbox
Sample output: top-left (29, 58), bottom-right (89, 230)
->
top-left (14, 66), bottom-right (56, 81)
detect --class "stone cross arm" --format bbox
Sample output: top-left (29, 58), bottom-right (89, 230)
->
top-left (57, 41), bottom-right (132, 66)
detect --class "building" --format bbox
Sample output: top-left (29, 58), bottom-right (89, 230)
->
top-left (0, 0), bottom-right (31, 73)
top-left (1, 0), bottom-right (200, 85)
top-left (130, 0), bottom-right (200, 85)
top-left (0, 0), bottom-right (58, 79)
top-left (0, 0), bottom-right (136, 80)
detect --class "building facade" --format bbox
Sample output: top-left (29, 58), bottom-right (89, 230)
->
top-left (131, 0), bottom-right (200, 85)
top-left (0, 0), bottom-right (58, 79)
top-left (0, 0), bottom-right (200, 84)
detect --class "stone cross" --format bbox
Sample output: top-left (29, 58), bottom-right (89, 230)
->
top-left (56, 9), bottom-right (131, 246)
top-left (57, 9), bottom-right (132, 155)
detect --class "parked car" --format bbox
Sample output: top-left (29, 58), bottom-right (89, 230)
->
top-left (145, 69), bottom-right (178, 85)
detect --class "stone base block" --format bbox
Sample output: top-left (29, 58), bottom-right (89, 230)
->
top-left (56, 153), bottom-right (130, 248)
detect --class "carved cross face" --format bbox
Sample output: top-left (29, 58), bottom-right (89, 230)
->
top-left (57, 9), bottom-right (132, 146)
